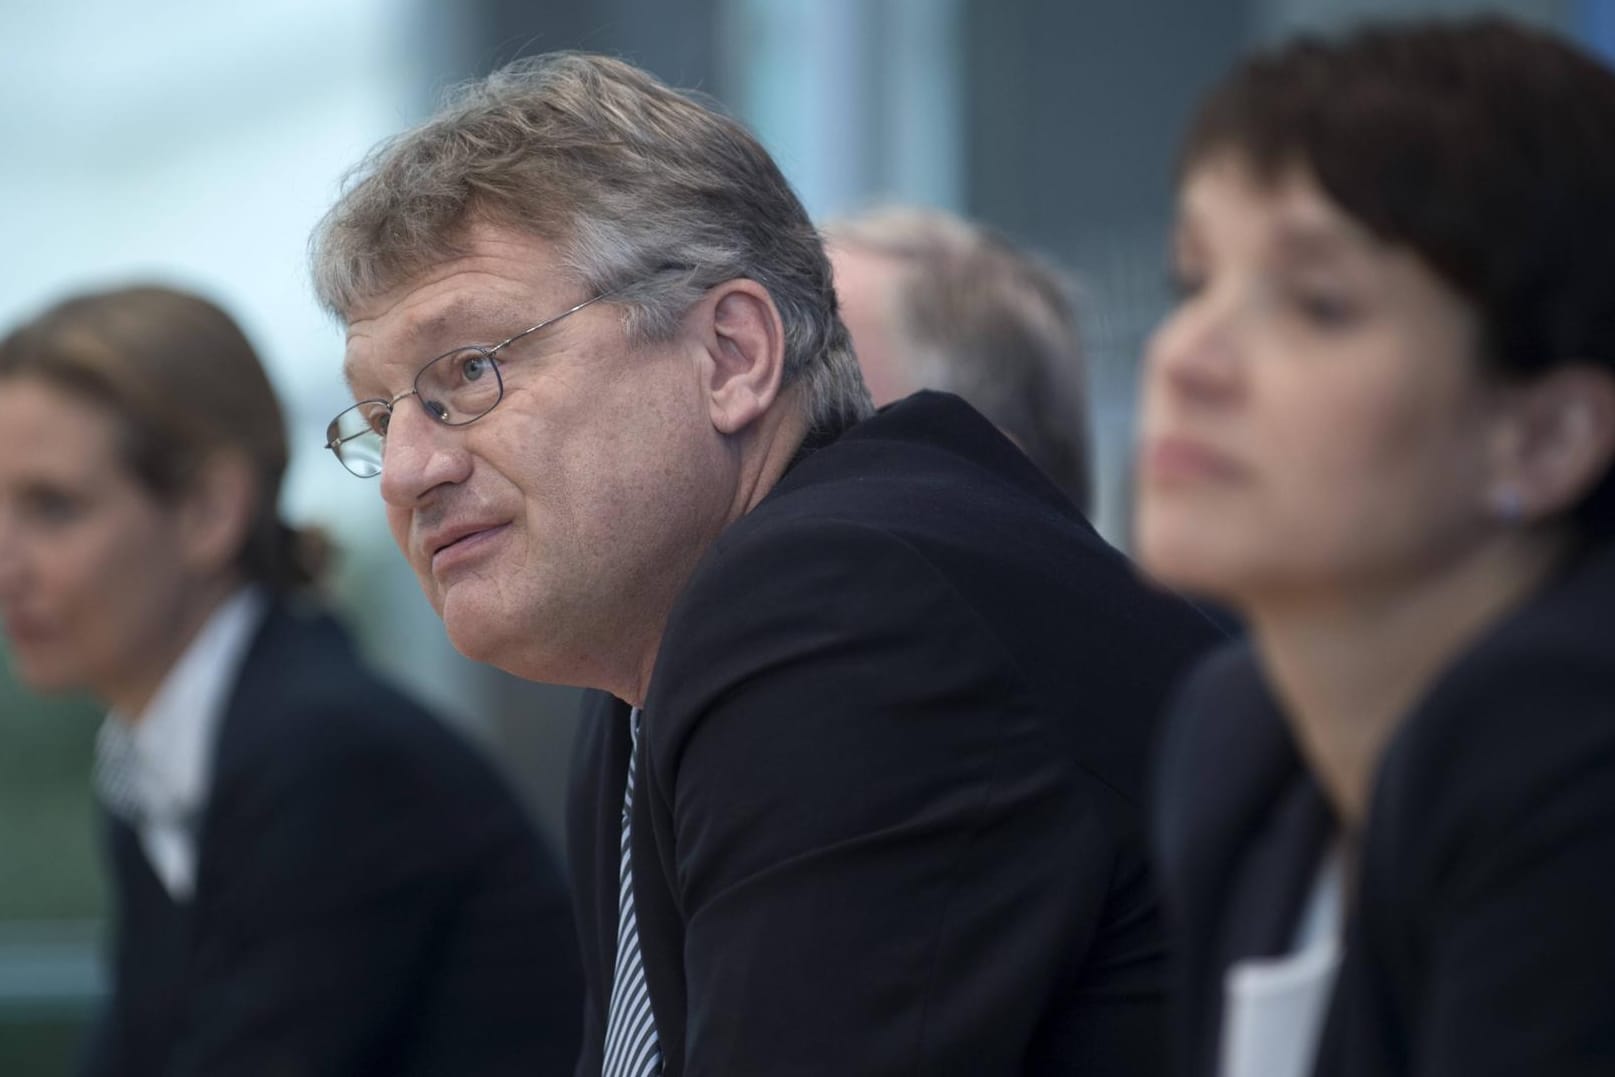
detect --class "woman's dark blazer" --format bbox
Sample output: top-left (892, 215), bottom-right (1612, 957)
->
top-left (1155, 542), bottom-right (1615, 1077)
top-left (81, 600), bottom-right (583, 1077)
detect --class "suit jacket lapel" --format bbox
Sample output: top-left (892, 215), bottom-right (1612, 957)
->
top-left (1166, 646), bottom-right (1334, 1077)
top-left (1218, 776), bottom-right (1334, 964)
top-left (192, 601), bottom-right (290, 904)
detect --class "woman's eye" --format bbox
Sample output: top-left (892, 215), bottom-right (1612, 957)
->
top-left (23, 487), bottom-right (83, 525)
top-left (1168, 268), bottom-right (1206, 301)
top-left (1290, 288), bottom-right (1360, 328)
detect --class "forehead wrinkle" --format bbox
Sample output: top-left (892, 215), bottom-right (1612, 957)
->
top-left (413, 294), bottom-right (525, 344)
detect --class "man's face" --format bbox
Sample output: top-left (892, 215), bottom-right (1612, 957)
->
top-left (341, 222), bottom-right (736, 688)
top-left (829, 243), bottom-right (914, 407)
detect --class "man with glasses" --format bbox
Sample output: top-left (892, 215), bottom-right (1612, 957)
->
top-left (314, 53), bottom-right (1219, 1077)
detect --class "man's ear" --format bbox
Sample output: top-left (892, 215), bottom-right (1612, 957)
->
top-left (178, 450), bottom-right (258, 579)
top-left (1488, 364), bottom-right (1615, 522)
top-left (695, 279), bottom-right (787, 435)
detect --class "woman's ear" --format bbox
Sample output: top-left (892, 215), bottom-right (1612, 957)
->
top-left (178, 450), bottom-right (258, 579)
top-left (695, 279), bottom-right (787, 435)
top-left (1489, 364), bottom-right (1615, 522)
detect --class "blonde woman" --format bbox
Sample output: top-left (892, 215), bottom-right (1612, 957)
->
top-left (0, 286), bottom-right (580, 1075)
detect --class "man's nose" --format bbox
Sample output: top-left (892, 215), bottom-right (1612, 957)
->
top-left (378, 399), bottom-right (473, 509)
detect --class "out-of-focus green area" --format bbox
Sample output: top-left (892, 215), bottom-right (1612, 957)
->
top-left (0, 652), bottom-right (105, 1075)
top-left (0, 1022), bottom-right (86, 1076)
top-left (0, 659), bottom-right (105, 921)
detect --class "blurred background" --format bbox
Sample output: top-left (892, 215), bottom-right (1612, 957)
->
top-left (0, 0), bottom-right (1606, 1069)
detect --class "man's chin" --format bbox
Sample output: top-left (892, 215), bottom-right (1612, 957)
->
top-left (437, 581), bottom-right (582, 683)
top-left (441, 604), bottom-right (497, 665)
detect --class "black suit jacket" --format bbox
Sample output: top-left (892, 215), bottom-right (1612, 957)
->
top-left (568, 392), bottom-right (1223, 1076)
top-left (82, 600), bottom-right (582, 1077)
top-left (1155, 542), bottom-right (1615, 1077)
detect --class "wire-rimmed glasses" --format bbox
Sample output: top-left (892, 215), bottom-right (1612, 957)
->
top-left (324, 290), bottom-right (614, 477)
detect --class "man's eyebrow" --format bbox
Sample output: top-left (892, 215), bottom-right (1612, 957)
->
top-left (341, 298), bottom-right (516, 391)
top-left (415, 296), bottom-right (517, 342)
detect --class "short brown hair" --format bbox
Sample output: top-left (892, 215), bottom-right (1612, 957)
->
top-left (311, 52), bottom-right (873, 435)
top-left (0, 286), bottom-right (322, 592)
top-left (1181, 16), bottom-right (1615, 538)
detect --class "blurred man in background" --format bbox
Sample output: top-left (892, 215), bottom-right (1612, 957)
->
top-left (827, 207), bottom-right (1093, 514)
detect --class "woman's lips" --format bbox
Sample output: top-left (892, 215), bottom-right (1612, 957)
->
top-left (1140, 437), bottom-right (1250, 484)
top-left (0, 611), bottom-right (52, 649)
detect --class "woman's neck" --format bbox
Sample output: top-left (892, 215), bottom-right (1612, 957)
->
top-left (1247, 530), bottom-right (1571, 830)
top-left (102, 575), bottom-right (246, 722)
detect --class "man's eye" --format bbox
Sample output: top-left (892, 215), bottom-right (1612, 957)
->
top-left (368, 409), bottom-right (391, 437)
top-left (458, 352), bottom-right (492, 383)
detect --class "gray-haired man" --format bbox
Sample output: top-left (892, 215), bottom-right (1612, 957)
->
top-left (314, 53), bottom-right (1218, 1077)
top-left (827, 206), bottom-right (1093, 513)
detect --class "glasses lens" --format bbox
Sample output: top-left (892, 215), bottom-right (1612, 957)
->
top-left (417, 347), bottom-right (502, 425)
top-left (327, 402), bottom-right (387, 478)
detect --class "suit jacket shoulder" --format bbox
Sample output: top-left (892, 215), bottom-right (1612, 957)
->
top-left (98, 599), bottom-right (582, 1077)
top-left (582, 392), bottom-right (1222, 1076)
top-left (202, 603), bottom-right (529, 913)
top-left (1370, 543), bottom-right (1615, 859)
top-left (1155, 544), bottom-right (1615, 1077)
top-left (1345, 544), bottom-right (1615, 1076)
top-left (658, 392), bottom-right (1222, 797)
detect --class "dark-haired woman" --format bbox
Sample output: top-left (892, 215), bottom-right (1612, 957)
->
top-left (0, 286), bottom-right (580, 1075)
top-left (1135, 18), bottom-right (1615, 1077)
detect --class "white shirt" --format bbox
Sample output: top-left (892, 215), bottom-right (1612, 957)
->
top-left (97, 587), bottom-right (266, 901)
top-left (1217, 845), bottom-right (1346, 1077)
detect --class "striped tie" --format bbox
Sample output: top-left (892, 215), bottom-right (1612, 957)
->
top-left (602, 707), bottom-right (663, 1077)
